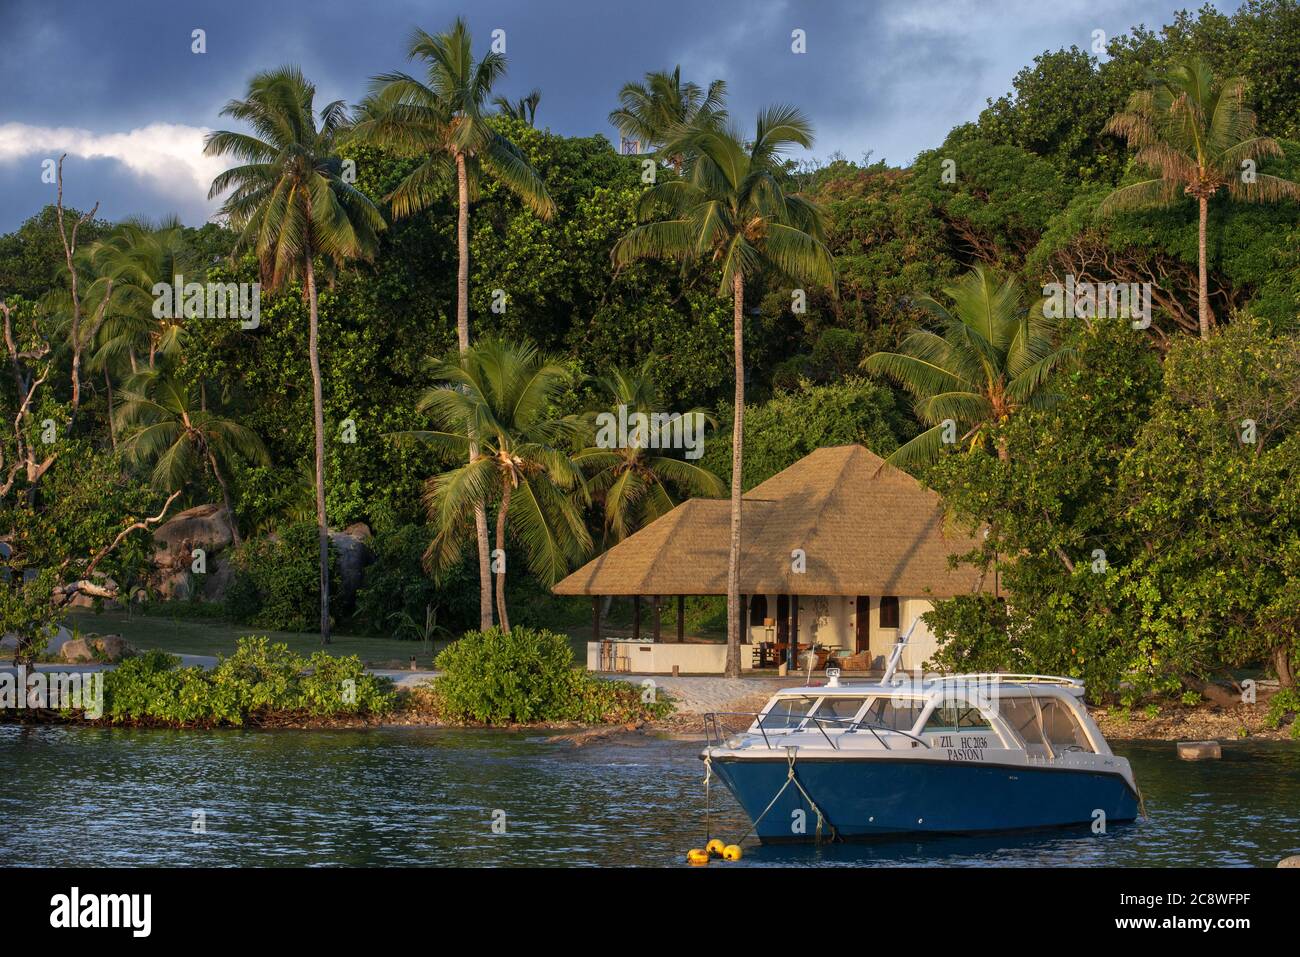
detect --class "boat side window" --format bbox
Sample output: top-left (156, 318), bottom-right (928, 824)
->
top-left (862, 696), bottom-right (925, 732)
top-left (1038, 698), bottom-right (1094, 752)
top-left (998, 696), bottom-right (1094, 754)
top-left (810, 697), bottom-right (868, 725)
top-left (923, 698), bottom-right (993, 732)
top-left (758, 697), bottom-right (814, 730)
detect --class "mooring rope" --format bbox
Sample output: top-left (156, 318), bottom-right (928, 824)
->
top-left (702, 752), bottom-right (714, 843)
top-left (721, 747), bottom-right (839, 847)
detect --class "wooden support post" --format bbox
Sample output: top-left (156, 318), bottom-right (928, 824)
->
top-left (785, 598), bottom-right (795, 665)
top-left (632, 595), bottom-right (641, 641)
top-left (652, 594), bottom-right (661, 642)
top-left (677, 595), bottom-right (685, 643)
top-left (592, 596), bottom-right (601, 642)
top-left (786, 595), bottom-right (798, 670)
top-left (743, 590), bottom-right (754, 650)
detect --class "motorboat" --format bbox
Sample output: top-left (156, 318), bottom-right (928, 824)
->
top-left (700, 629), bottom-right (1140, 842)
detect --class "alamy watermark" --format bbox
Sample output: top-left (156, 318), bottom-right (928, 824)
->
top-left (595, 405), bottom-right (705, 460)
top-left (1, 666), bottom-right (103, 718)
top-left (152, 274), bottom-right (261, 329)
top-left (1042, 275), bottom-right (1151, 329)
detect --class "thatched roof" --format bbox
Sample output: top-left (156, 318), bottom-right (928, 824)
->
top-left (553, 444), bottom-right (990, 598)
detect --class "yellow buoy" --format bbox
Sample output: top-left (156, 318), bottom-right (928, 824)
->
top-left (705, 839), bottom-right (726, 857)
top-left (686, 848), bottom-right (709, 866)
top-left (722, 844), bottom-right (743, 861)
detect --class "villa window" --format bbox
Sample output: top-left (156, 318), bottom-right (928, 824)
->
top-left (879, 596), bottom-right (900, 628)
top-left (749, 594), bottom-right (768, 626)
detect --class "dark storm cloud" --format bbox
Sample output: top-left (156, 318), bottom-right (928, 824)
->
top-left (0, 0), bottom-right (1240, 230)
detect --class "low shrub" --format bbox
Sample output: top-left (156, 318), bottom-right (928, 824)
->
top-left (1266, 687), bottom-right (1300, 739)
top-left (101, 638), bottom-right (394, 727)
top-left (350, 524), bottom-right (478, 637)
top-left (225, 523), bottom-right (337, 632)
top-left (432, 626), bottom-right (673, 725)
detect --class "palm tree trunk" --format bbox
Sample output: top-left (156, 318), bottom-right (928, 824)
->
top-left (457, 150), bottom-right (495, 632)
top-left (306, 258), bottom-right (331, 644)
top-left (105, 368), bottom-right (116, 450)
top-left (725, 271), bottom-right (745, 679)
top-left (70, 348), bottom-right (82, 412)
top-left (1198, 195), bottom-right (1211, 340)
top-left (205, 446), bottom-right (241, 547)
top-left (495, 479), bottom-right (512, 633)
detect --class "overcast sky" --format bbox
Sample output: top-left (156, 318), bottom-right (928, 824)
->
top-left (0, 0), bottom-right (1240, 231)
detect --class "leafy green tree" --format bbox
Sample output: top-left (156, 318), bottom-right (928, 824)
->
top-left (1102, 55), bottom-right (1300, 339)
top-left (204, 65), bottom-right (384, 642)
top-left (350, 18), bottom-right (556, 630)
top-left (924, 322), bottom-right (1164, 698)
top-left (403, 338), bottom-right (589, 631)
top-left (701, 376), bottom-right (907, 490)
top-left (613, 106), bottom-right (835, 677)
top-left (1119, 319), bottom-right (1300, 688)
top-left (908, 141), bottom-right (1069, 268)
top-left (115, 371), bottom-right (269, 544)
top-left (608, 66), bottom-right (726, 170)
top-left (862, 265), bottom-right (1073, 467)
top-left (573, 358), bottom-right (724, 544)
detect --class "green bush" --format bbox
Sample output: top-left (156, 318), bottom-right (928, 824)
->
top-left (924, 595), bottom-right (1018, 674)
top-left (432, 626), bottom-right (673, 725)
top-left (226, 523), bottom-right (337, 632)
top-left (101, 638), bottom-right (394, 727)
top-left (350, 524), bottom-right (478, 636)
top-left (1266, 688), bottom-right (1300, 739)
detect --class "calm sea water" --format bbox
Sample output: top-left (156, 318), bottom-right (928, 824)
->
top-left (1, 726), bottom-right (1297, 867)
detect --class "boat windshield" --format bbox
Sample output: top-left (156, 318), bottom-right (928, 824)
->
top-left (809, 697), bottom-right (869, 723)
top-left (860, 696), bottom-right (926, 733)
top-left (757, 697), bottom-right (815, 730)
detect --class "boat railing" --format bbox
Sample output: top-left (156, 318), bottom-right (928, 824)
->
top-left (703, 712), bottom-right (931, 751)
top-left (940, 673), bottom-right (1084, 689)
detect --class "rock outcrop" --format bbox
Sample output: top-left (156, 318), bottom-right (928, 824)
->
top-left (150, 504), bottom-right (235, 600)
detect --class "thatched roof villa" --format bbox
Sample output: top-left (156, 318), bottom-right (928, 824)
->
top-left (553, 444), bottom-right (993, 675)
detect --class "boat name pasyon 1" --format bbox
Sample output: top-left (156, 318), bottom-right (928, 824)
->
top-left (938, 734), bottom-right (989, 761)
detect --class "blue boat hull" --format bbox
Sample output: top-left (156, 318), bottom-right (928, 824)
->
top-left (708, 756), bottom-right (1139, 842)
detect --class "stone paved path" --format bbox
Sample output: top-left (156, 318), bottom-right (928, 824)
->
top-left (602, 674), bottom-right (811, 714)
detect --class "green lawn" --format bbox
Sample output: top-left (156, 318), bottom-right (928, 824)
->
top-left (66, 610), bottom-right (446, 668)
top-left (64, 609), bottom-right (597, 668)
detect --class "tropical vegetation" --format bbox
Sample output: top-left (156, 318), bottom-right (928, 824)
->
top-left (4, 3), bottom-right (1300, 712)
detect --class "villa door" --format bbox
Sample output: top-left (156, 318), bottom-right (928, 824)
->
top-left (855, 596), bottom-right (870, 653)
top-left (776, 594), bottom-right (790, 644)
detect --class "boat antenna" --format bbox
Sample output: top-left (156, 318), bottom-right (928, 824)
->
top-left (882, 618), bottom-right (920, 684)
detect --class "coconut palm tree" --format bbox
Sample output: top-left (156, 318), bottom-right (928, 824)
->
top-left (574, 358), bottom-right (725, 543)
top-left (204, 66), bottom-right (384, 643)
top-left (349, 19), bottom-right (556, 631)
top-left (86, 218), bottom-right (193, 376)
top-left (115, 371), bottom-right (269, 545)
top-left (862, 266), bottom-right (1073, 467)
top-left (612, 106), bottom-right (835, 677)
top-left (400, 338), bottom-right (590, 632)
top-left (494, 88), bottom-right (541, 126)
top-left (1102, 56), bottom-right (1300, 339)
top-left (608, 66), bottom-right (726, 169)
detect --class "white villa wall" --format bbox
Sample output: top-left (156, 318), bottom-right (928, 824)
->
top-left (588, 594), bottom-right (938, 674)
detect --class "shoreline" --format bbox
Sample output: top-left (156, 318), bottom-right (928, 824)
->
top-left (4, 702), bottom-right (1294, 743)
